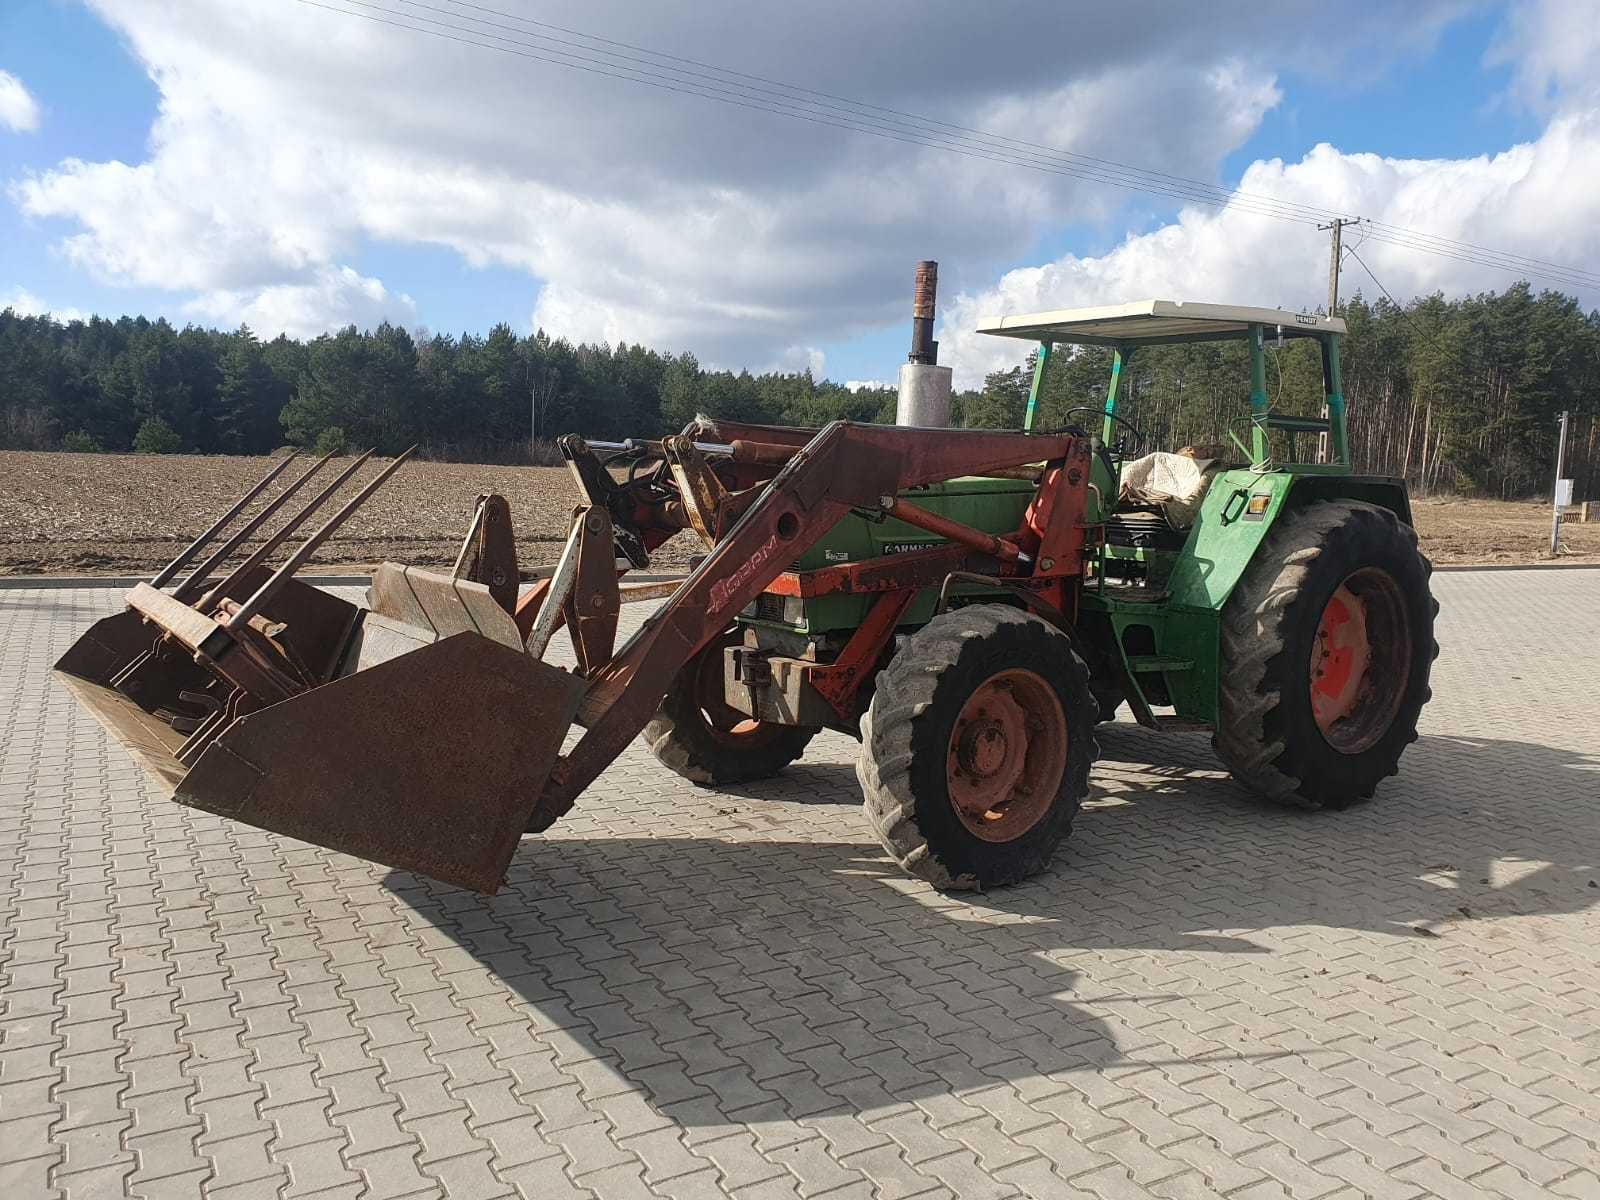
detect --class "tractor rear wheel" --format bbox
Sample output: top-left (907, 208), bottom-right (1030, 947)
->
top-left (858, 605), bottom-right (1097, 889)
top-left (1214, 499), bottom-right (1437, 809)
top-left (645, 630), bottom-right (818, 785)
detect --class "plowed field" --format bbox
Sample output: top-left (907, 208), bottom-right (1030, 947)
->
top-left (1, 450), bottom-right (1594, 575)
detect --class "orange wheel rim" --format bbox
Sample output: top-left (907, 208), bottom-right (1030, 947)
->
top-left (696, 636), bottom-right (762, 740)
top-left (1308, 568), bottom-right (1411, 754)
top-left (946, 668), bottom-right (1067, 843)
top-left (1310, 584), bottom-right (1370, 733)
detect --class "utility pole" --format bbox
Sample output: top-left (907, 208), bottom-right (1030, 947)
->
top-left (1551, 408), bottom-right (1571, 556)
top-left (1317, 217), bottom-right (1361, 313)
top-left (1315, 217), bottom-right (1359, 462)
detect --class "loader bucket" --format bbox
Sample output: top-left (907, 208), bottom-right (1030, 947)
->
top-left (53, 572), bottom-right (367, 794)
top-left (53, 564), bottom-right (279, 789)
top-left (55, 565), bottom-right (275, 722)
top-left (56, 567), bottom-right (586, 893)
top-left (174, 630), bottom-right (584, 892)
top-left (52, 448), bottom-right (589, 893)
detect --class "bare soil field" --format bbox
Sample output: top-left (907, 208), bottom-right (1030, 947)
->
top-left (1, 450), bottom-right (1594, 576)
top-left (1410, 494), bottom-right (1600, 565)
top-left (0, 450), bottom-right (697, 576)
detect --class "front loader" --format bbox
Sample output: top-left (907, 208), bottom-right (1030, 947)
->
top-left (57, 418), bottom-right (1102, 892)
top-left (56, 297), bottom-right (1437, 895)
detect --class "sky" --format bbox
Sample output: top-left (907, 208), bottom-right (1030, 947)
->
top-left (2, 0), bottom-right (1598, 389)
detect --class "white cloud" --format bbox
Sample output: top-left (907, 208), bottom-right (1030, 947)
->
top-left (1489, 0), bottom-right (1600, 111)
top-left (182, 266), bottom-right (416, 338)
top-left (8, 0), bottom-right (1467, 359)
top-left (0, 70), bottom-right (41, 133)
top-left (845, 380), bottom-right (891, 392)
top-left (943, 0), bottom-right (1600, 387)
top-left (1, 287), bottom-right (86, 322)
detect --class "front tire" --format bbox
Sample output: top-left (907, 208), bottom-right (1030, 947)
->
top-left (645, 630), bottom-right (818, 785)
top-left (858, 606), bottom-right (1098, 889)
top-left (1213, 499), bottom-right (1437, 809)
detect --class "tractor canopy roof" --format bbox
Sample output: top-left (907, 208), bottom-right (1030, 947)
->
top-left (976, 300), bottom-right (1346, 348)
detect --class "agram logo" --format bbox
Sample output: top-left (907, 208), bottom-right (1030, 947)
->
top-left (708, 534), bottom-right (780, 614)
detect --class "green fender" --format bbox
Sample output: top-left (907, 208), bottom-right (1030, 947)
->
top-left (1091, 469), bottom-right (1412, 726)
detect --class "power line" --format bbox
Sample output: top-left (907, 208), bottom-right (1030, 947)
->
top-left (385, 0), bottom-right (1600, 292)
top-left (1347, 225), bottom-right (1600, 292)
top-left (381, 0), bottom-right (1353, 227)
top-left (294, 0), bottom-right (1326, 226)
top-left (310, 0), bottom-right (1600, 291)
top-left (284, 0), bottom-right (1600, 293)
top-left (1345, 246), bottom-right (1459, 360)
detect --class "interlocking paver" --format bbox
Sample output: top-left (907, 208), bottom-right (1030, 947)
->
top-left (4, 572), bottom-right (1600, 1198)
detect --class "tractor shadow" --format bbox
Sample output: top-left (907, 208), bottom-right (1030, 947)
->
top-left (386, 729), bottom-right (1600, 1127)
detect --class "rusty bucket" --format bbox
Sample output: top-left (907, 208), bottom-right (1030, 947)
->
top-left (53, 453), bottom-right (584, 893)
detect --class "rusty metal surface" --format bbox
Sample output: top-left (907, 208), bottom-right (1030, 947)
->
top-left (53, 669), bottom-right (191, 790)
top-left (368, 563), bottom-right (522, 650)
top-left (250, 576), bottom-right (366, 683)
top-left (912, 260), bottom-right (938, 320)
top-left (806, 590), bottom-right (915, 722)
top-left (200, 450), bottom-right (375, 611)
top-left (126, 583), bottom-right (223, 653)
top-left (526, 511), bottom-right (585, 661)
top-left (566, 508), bottom-right (620, 676)
top-left (58, 567), bottom-right (367, 788)
top-left (690, 418), bottom-right (824, 448)
top-left (618, 578), bottom-right (684, 604)
top-left (1024, 440), bottom-right (1094, 575)
top-left (884, 497), bottom-right (1023, 561)
top-left (173, 632), bottom-right (586, 893)
top-left (454, 493), bottom-right (520, 612)
top-left (53, 608), bottom-right (162, 690)
top-left (559, 434), bottom-right (652, 569)
top-left (151, 451), bottom-right (300, 588)
top-left (54, 566), bottom-right (273, 727)
top-left (513, 575), bottom-right (551, 642)
top-left (727, 439), bottom-right (799, 466)
top-left (555, 422), bottom-right (1083, 813)
top-left (764, 542), bottom-right (981, 598)
top-left (172, 451), bottom-right (337, 599)
top-left (226, 447), bottom-right (416, 630)
top-left (909, 260), bottom-right (939, 365)
top-left (664, 436), bottom-right (731, 548)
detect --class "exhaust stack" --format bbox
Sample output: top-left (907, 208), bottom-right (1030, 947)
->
top-left (895, 260), bottom-right (954, 427)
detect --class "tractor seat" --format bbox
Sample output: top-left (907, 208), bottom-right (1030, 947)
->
top-left (1104, 504), bottom-right (1188, 553)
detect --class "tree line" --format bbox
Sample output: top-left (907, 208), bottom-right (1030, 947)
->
top-left (1, 281), bottom-right (1595, 497)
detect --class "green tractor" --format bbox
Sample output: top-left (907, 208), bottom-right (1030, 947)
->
top-left (652, 300), bottom-right (1438, 888)
top-left (55, 299), bottom-right (1437, 897)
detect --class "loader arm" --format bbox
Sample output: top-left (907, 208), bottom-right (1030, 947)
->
top-left (537, 420), bottom-right (1081, 822)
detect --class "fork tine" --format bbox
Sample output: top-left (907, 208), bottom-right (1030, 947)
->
top-left (150, 451), bottom-right (299, 587)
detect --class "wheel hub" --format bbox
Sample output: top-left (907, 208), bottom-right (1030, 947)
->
top-left (695, 633), bottom-right (764, 741)
top-left (1310, 583), bottom-right (1370, 733)
top-left (1308, 568), bottom-right (1411, 754)
top-left (946, 669), bottom-right (1067, 843)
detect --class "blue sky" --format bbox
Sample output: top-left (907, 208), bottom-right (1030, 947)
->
top-left (1, 1), bottom-right (1590, 387)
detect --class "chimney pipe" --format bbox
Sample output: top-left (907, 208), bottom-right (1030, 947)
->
top-left (896, 260), bottom-right (953, 426)
top-left (909, 260), bottom-right (938, 365)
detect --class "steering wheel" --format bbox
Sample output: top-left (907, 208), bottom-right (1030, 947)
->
top-left (1063, 406), bottom-right (1146, 459)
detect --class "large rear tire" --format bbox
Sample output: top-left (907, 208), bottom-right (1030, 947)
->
top-left (645, 630), bottom-right (818, 785)
top-left (858, 606), bottom-right (1098, 890)
top-left (1214, 499), bottom-right (1437, 809)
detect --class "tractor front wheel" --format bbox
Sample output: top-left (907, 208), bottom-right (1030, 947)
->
top-left (1214, 499), bottom-right (1437, 809)
top-left (858, 606), bottom-right (1097, 890)
top-left (645, 630), bottom-right (818, 785)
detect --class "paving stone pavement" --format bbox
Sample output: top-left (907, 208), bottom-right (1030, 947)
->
top-left (3, 570), bottom-right (1599, 1200)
